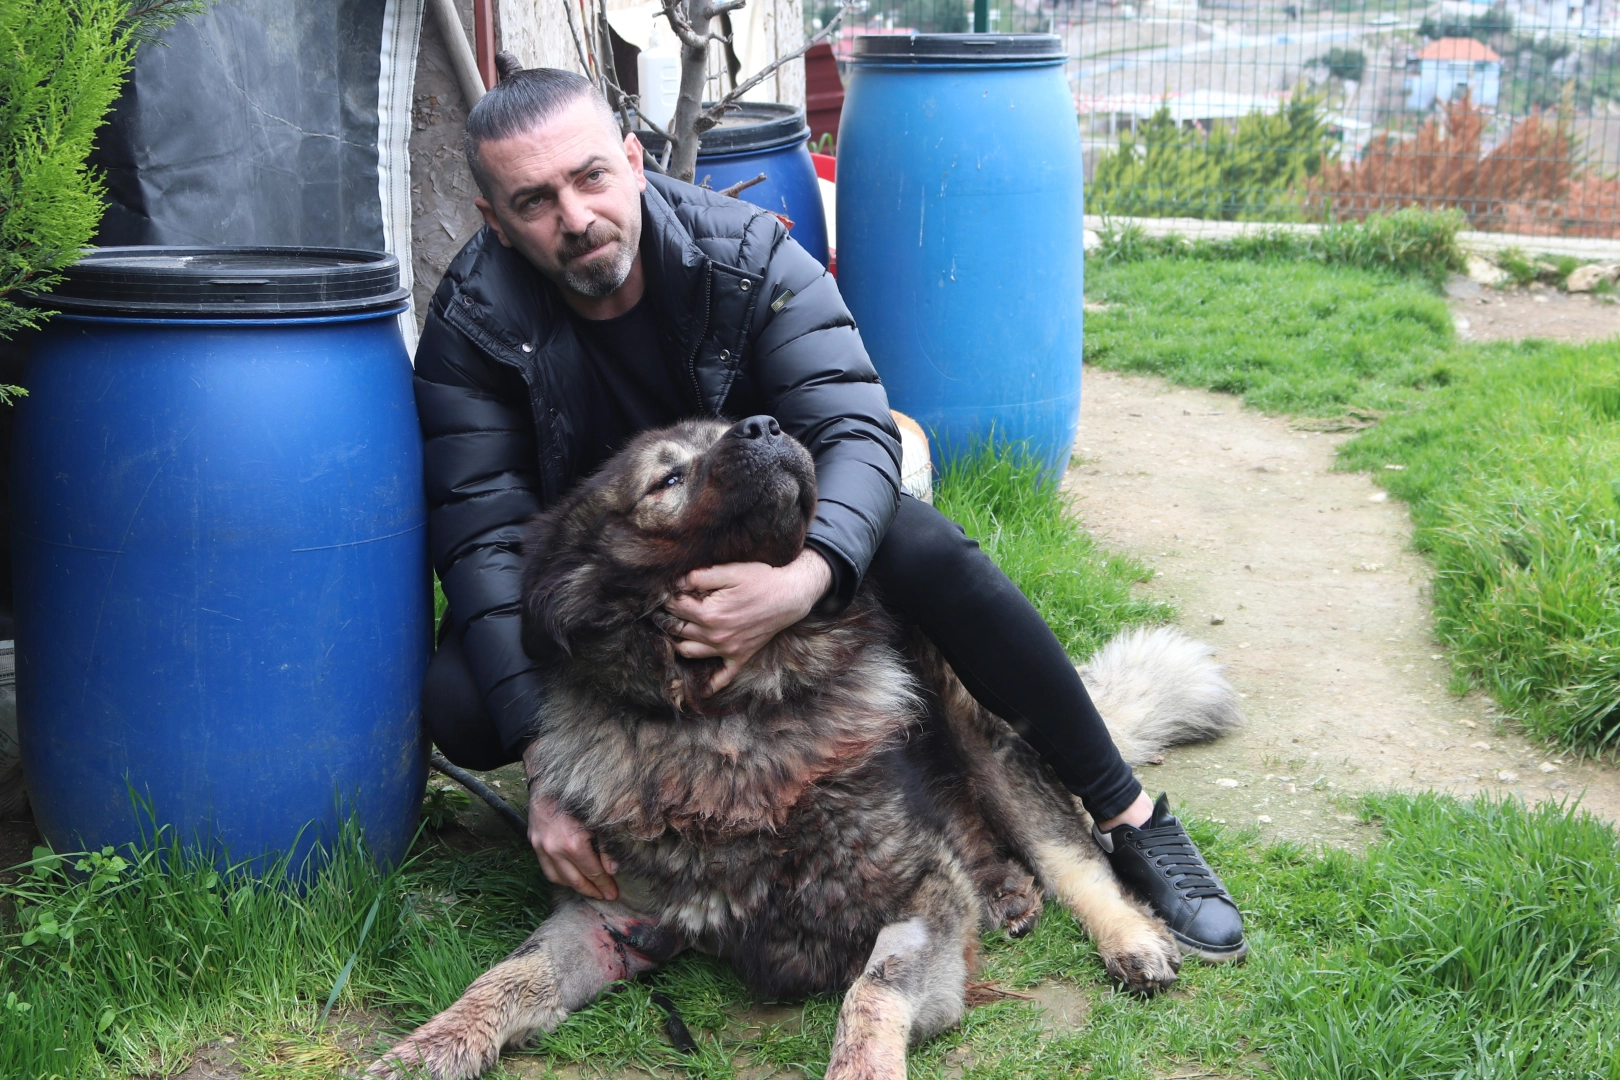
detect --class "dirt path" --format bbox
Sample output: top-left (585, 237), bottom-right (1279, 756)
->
top-left (1447, 281), bottom-right (1620, 343)
top-left (1067, 370), bottom-right (1620, 849)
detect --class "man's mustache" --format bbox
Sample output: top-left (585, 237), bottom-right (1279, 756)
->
top-left (557, 223), bottom-right (621, 263)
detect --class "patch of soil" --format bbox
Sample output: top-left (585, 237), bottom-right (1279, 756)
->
top-left (1067, 370), bottom-right (1620, 849)
top-left (1448, 283), bottom-right (1620, 343)
top-left (0, 802), bottom-right (39, 885)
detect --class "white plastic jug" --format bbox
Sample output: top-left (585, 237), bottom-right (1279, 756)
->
top-left (637, 21), bottom-right (681, 132)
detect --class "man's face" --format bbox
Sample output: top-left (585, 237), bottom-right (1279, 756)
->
top-left (474, 97), bottom-right (648, 299)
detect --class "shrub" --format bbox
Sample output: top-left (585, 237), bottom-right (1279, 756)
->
top-left (1308, 47), bottom-right (1366, 84)
top-left (1305, 92), bottom-right (1620, 238)
top-left (1087, 95), bottom-right (1337, 222)
top-left (0, 0), bottom-right (207, 346)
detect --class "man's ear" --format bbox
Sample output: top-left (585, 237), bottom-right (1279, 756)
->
top-left (624, 133), bottom-right (648, 193)
top-left (474, 197), bottom-right (515, 248)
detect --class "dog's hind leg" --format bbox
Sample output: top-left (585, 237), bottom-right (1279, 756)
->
top-left (910, 635), bottom-right (1180, 994)
top-left (367, 897), bottom-right (682, 1080)
top-left (824, 866), bottom-right (978, 1080)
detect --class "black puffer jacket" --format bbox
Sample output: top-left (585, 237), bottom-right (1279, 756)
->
top-left (415, 173), bottom-right (902, 755)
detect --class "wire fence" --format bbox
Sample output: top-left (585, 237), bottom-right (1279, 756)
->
top-left (810, 0), bottom-right (1620, 236)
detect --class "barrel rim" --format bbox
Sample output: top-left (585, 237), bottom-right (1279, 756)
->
top-left (23, 246), bottom-right (411, 317)
top-left (849, 33), bottom-right (1067, 63)
top-left (636, 102), bottom-right (810, 158)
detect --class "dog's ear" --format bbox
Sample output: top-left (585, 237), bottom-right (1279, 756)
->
top-left (520, 508), bottom-right (596, 659)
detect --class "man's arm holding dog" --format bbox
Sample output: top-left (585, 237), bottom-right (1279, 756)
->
top-left (667, 224), bottom-right (900, 688)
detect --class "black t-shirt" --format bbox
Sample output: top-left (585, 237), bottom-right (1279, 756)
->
top-left (569, 295), bottom-right (690, 470)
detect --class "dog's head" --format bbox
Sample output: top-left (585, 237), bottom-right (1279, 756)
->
top-left (521, 416), bottom-right (818, 705)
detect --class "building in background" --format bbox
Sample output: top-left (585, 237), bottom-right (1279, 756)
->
top-left (1407, 37), bottom-right (1502, 110)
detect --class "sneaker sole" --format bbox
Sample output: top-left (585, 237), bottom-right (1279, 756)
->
top-left (1170, 931), bottom-right (1249, 964)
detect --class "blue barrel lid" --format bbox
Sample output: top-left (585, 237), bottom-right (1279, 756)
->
top-left (851, 33), bottom-right (1066, 64)
top-left (637, 102), bottom-right (810, 159)
top-left (30, 247), bottom-right (409, 317)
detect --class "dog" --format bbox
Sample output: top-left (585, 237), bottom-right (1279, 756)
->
top-left (369, 415), bottom-right (1242, 1080)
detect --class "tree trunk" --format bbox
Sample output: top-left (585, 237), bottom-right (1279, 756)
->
top-left (668, 0), bottom-right (712, 182)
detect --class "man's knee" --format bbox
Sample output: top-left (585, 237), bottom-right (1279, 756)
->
top-left (423, 626), bottom-right (514, 771)
top-left (870, 496), bottom-right (980, 582)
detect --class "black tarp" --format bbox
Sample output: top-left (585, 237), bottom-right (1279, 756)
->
top-left (91, 0), bottom-right (421, 271)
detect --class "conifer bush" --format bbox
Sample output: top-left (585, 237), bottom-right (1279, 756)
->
top-left (1087, 95), bottom-right (1337, 222)
top-left (0, 0), bottom-right (206, 353)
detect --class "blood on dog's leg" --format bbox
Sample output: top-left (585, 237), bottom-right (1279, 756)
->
top-left (368, 898), bottom-right (681, 1080)
top-left (825, 870), bottom-right (976, 1080)
top-left (1030, 837), bottom-right (1180, 993)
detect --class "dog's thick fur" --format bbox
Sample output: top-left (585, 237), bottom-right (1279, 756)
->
top-left (370, 417), bottom-right (1242, 1080)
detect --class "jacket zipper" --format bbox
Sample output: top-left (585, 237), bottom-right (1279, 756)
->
top-left (684, 263), bottom-right (712, 413)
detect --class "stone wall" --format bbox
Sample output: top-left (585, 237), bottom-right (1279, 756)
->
top-left (409, 0), bottom-right (486, 338)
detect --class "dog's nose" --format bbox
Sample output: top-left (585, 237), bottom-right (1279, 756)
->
top-left (729, 415), bottom-right (782, 442)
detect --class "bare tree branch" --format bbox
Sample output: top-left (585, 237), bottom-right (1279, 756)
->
top-left (718, 172), bottom-right (768, 198)
top-left (700, 2), bottom-right (849, 128)
top-left (657, 0), bottom-right (709, 49)
top-left (559, 0), bottom-right (594, 79)
top-left (704, 0), bottom-right (749, 20)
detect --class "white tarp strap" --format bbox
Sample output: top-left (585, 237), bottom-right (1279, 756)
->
top-left (379, 0), bottom-right (426, 355)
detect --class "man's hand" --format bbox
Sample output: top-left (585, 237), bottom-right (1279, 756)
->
top-left (524, 747), bottom-right (618, 899)
top-left (664, 547), bottom-right (833, 692)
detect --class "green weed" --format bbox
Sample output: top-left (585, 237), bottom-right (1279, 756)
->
top-left (1496, 245), bottom-right (1541, 286)
top-left (1089, 209), bottom-right (1466, 286)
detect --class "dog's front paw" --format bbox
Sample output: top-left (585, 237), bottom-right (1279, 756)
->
top-left (365, 1026), bottom-right (499, 1080)
top-left (1099, 922), bottom-right (1181, 995)
top-left (989, 872), bottom-right (1043, 939)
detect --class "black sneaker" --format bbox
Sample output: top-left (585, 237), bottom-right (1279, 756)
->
top-left (1093, 793), bottom-right (1248, 962)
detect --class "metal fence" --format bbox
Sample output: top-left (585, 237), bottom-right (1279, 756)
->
top-left (812, 0), bottom-right (1620, 236)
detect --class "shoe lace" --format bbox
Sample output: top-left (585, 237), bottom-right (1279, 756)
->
top-left (1129, 823), bottom-right (1227, 900)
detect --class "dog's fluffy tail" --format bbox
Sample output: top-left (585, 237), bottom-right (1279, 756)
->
top-left (1078, 627), bottom-right (1243, 767)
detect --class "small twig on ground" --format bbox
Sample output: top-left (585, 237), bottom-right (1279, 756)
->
top-left (429, 752), bottom-right (529, 838)
top-left (718, 172), bottom-right (768, 198)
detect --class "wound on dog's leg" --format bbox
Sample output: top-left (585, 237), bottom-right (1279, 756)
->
top-left (367, 899), bottom-right (681, 1080)
top-left (825, 871), bottom-right (977, 1080)
top-left (1031, 838), bottom-right (1180, 993)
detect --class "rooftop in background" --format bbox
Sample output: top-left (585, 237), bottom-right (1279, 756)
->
top-left (1415, 38), bottom-right (1503, 62)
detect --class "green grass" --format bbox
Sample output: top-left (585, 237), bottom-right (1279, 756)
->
top-left (1339, 339), bottom-right (1620, 751)
top-left (1084, 258), bottom-right (1457, 416)
top-left (6, 792), bottom-right (1618, 1078)
top-left (5, 449), bottom-right (1619, 1077)
top-left (1086, 254), bottom-right (1620, 751)
top-left (1090, 209), bottom-right (1468, 287)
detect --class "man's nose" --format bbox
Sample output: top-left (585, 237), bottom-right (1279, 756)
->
top-left (555, 188), bottom-right (595, 235)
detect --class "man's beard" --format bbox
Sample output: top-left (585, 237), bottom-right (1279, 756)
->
top-left (555, 221), bottom-right (638, 298)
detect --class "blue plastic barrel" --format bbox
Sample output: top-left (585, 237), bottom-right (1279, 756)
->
top-left (642, 104), bottom-right (829, 266)
top-left (13, 249), bottom-right (428, 873)
top-left (837, 34), bottom-right (1085, 473)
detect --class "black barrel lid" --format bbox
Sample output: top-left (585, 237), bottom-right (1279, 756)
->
top-left (851, 33), bottom-right (1066, 63)
top-left (637, 102), bottom-right (809, 159)
top-left (28, 247), bottom-right (410, 317)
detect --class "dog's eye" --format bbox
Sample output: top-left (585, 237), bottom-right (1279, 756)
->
top-left (654, 470), bottom-right (684, 492)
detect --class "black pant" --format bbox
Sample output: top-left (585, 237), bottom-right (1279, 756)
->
top-left (424, 495), bottom-right (1143, 822)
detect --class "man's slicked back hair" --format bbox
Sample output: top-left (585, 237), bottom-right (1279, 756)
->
top-left (464, 55), bottom-right (620, 197)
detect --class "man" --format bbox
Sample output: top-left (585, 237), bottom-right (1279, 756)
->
top-left (416, 57), bottom-right (1246, 962)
